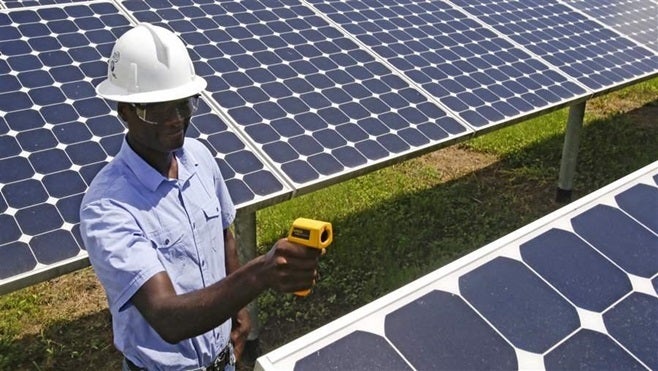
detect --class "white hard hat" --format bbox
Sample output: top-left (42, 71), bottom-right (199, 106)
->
top-left (96, 23), bottom-right (206, 103)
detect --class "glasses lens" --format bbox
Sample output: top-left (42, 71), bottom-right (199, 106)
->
top-left (137, 96), bottom-right (199, 125)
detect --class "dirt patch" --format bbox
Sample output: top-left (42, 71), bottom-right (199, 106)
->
top-left (417, 145), bottom-right (500, 180)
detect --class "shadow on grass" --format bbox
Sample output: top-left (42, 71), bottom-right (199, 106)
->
top-left (1, 100), bottom-right (656, 369)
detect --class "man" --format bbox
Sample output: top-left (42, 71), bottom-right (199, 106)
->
top-left (79, 23), bottom-right (321, 370)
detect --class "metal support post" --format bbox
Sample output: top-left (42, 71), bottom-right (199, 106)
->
top-left (234, 209), bottom-right (262, 361)
top-left (556, 101), bottom-right (586, 203)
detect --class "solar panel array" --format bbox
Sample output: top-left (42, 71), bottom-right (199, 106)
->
top-left (1, 0), bottom-right (657, 294)
top-left (256, 160), bottom-right (658, 370)
top-left (121, 0), bottom-right (470, 188)
top-left (307, 0), bottom-right (588, 129)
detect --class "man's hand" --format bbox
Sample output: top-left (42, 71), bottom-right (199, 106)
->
top-left (262, 238), bottom-right (321, 293)
top-left (231, 307), bottom-right (251, 363)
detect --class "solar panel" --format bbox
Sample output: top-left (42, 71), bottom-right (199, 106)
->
top-left (0, 2), bottom-right (290, 294)
top-left (307, 0), bottom-right (588, 129)
top-left (450, 0), bottom-right (658, 92)
top-left (565, 0), bottom-right (658, 52)
top-left (256, 160), bottom-right (658, 370)
top-left (120, 0), bottom-right (471, 189)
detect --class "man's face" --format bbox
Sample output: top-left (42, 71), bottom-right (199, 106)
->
top-left (121, 96), bottom-right (198, 154)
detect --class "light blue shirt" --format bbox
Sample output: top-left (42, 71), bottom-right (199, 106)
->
top-left (80, 137), bottom-right (236, 370)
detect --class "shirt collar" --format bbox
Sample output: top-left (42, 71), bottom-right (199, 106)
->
top-left (117, 137), bottom-right (198, 192)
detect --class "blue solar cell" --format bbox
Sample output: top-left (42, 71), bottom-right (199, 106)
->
top-left (386, 290), bottom-right (517, 370)
top-left (296, 331), bottom-right (411, 370)
top-left (615, 184), bottom-right (658, 233)
top-left (306, 153), bottom-right (343, 176)
top-left (80, 61), bottom-right (109, 79)
top-left (0, 91), bottom-right (32, 112)
top-left (224, 151), bottom-right (263, 175)
top-left (0, 39), bottom-right (32, 57)
top-left (16, 128), bottom-right (57, 152)
top-left (79, 161), bottom-right (107, 186)
top-left (39, 50), bottom-right (73, 67)
top-left (207, 132), bottom-right (244, 154)
top-left (53, 122), bottom-right (93, 144)
top-left (47, 19), bottom-right (78, 34)
top-left (521, 228), bottom-right (631, 311)
top-left (281, 159), bottom-right (317, 183)
top-left (545, 329), bottom-right (644, 370)
top-left (224, 179), bottom-right (253, 205)
top-left (29, 149), bottom-right (72, 175)
top-left (29, 86), bottom-right (67, 106)
top-left (0, 214), bottom-right (22, 245)
top-left (31, 229), bottom-right (79, 265)
top-left (28, 36), bottom-right (62, 52)
top-left (36, 7), bottom-right (67, 20)
top-left (287, 135), bottom-right (323, 157)
top-left (42, 170), bottom-right (86, 198)
top-left (0, 26), bottom-right (22, 41)
top-left (18, 22), bottom-right (48, 37)
top-left (17, 70), bottom-right (54, 89)
top-left (100, 134), bottom-right (123, 156)
top-left (242, 170), bottom-right (283, 196)
top-left (40, 104), bottom-right (79, 126)
top-left (354, 140), bottom-right (387, 161)
top-left (83, 114), bottom-right (124, 137)
top-left (58, 33), bottom-right (90, 49)
top-left (0, 241), bottom-right (36, 280)
top-left (61, 81), bottom-right (98, 101)
top-left (0, 137), bottom-right (21, 159)
top-left (66, 141), bottom-right (106, 166)
top-left (49, 65), bottom-right (85, 84)
top-left (331, 146), bottom-right (368, 167)
top-left (572, 205), bottom-right (658, 277)
top-left (72, 98), bottom-right (111, 118)
top-left (460, 257), bottom-right (580, 353)
top-left (15, 203), bottom-right (63, 236)
top-left (2, 179), bottom-right (49, 209)
top-left (312, 129), bottom-right (347, 149)
top-left (604, 293), bottom-right (658, 369)
top-left (244, 124), bottom-right (279, 144)
top-left (0, 156), bottom-right (34, 184)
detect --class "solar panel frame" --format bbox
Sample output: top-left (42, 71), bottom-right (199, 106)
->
top-left (256, 160), bottom-right (658, 370)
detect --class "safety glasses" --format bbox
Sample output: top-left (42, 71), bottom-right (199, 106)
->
top-left (132, 95), bottom-right (200, 125)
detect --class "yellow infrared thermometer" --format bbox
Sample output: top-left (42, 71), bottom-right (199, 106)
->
top-left (288, 218), bottom-right (332, 297)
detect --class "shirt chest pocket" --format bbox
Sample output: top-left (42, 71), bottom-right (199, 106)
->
top-left (198, 203), bottom-right (222, 253)
top-left (147, 225), bottom-right (201, 290)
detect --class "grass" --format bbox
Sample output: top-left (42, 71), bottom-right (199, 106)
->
top-left (0, 76), bottom-right (657, 369)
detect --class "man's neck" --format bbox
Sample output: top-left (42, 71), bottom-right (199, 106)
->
top-left (126, 136), bottom-right (178, 178)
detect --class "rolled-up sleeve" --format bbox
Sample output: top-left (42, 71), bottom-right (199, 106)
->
top-left (80, 199), bottom-right (164, 314)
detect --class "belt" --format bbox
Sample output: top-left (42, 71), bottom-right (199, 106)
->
top-left (124, 343), bottom-right (234, 371)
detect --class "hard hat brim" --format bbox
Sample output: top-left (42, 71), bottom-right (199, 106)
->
top-left (96, 76), bottom-right (207, 104)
